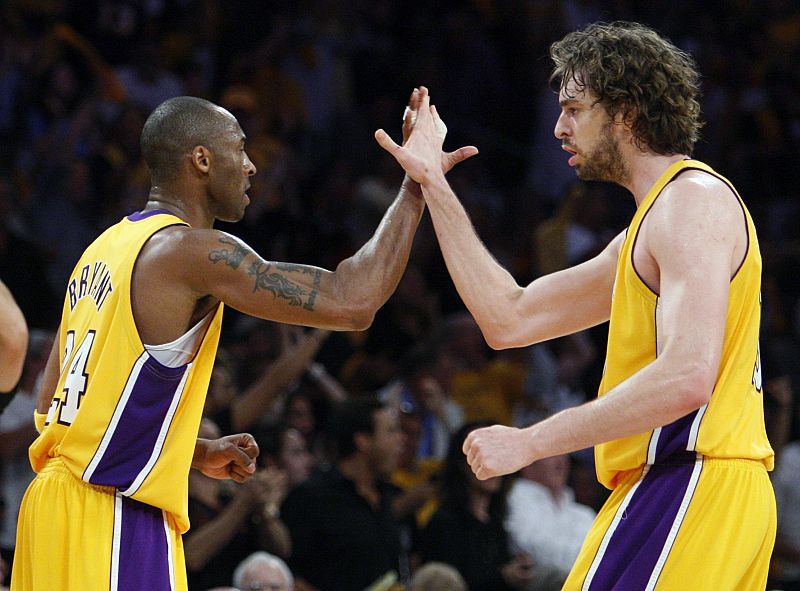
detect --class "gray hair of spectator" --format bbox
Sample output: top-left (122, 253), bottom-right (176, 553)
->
top-left (140, 96), bottom-right (236, 183)
top-left (410, 562), bottom-right (467, 591)
top-left (232, 551), bottom-right (293, 589)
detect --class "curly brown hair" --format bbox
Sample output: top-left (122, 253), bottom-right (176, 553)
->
top-left (549, 21), bottom-right (704, 156)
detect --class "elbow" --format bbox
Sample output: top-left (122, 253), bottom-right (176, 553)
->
top-left (337, 302), bottom-right (375, 332)
top-left (484, 331), bottom-right (516, 351)
top-left (482, 320), bottom-right (533, 350)
top-left (675, 366), bottom-right (716, 412)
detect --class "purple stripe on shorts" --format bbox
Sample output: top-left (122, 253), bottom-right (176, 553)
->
top-left (587, 462), bottom-right (697, 590)
top-left (654, 410), bottom-right (698, 461)
top-left (117, 496), bottom-right (171, 591)
top-left (88, 357), bottom-right (187, 488)
top-left (127, 209), bottom-right (174, 221)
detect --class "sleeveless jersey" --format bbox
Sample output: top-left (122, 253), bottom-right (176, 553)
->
top-left (29, 210), bottom-right (224, 532)
top-left (595, 159), bottom-right (773, 489)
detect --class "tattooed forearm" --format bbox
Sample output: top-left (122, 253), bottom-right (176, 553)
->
top-left (248, 260), bottom-right (310, 307)
top-left (303, 269), bottom-right (321, 311)
top-left (208, 236), bottom-right (249, 269)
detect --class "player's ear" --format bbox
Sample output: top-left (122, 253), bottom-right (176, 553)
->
top-left (190, 145), bottom-right (212, 175)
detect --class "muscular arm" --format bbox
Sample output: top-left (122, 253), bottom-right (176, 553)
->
top-left (376, 92), bottom-right (616, 349)
top-left (0, 280), bottom-right (28, 392)
top-left (170, 180), bottom-right (425, 331)
top-left (422, 173), bottom-right (620, 348)
top-left (465, 178), bottom-right (743, 477)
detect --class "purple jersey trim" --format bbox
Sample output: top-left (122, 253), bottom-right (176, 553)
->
top-left (116, 495), bottom-right (172, 591)
top-left (127, 209), bottom-right (175, 222)
top-left (653, 411), bottom-right (700, 461)
top-left (585, 460), bottom-right (701, 590)
top-left (86, 355), bottom-right (187, 488)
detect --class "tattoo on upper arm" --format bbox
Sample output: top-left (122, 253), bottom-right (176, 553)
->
top-left (248, 261), bottom-right (322, 310)
top-left (208, 236), bottom-right (249, 269)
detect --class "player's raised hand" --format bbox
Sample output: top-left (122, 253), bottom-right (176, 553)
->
top-left (376, 86), bottom-right (478, 183)
top-left (194, 433), bottom-right (259, 482)
top-left (462, 424), bottom-right (536, 480)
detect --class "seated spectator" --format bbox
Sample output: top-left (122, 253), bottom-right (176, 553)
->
top-left (418, 422), bottom-right (534, 591)
top-left (281, 397), bottom-right (405, 590)
top-left (205, 327), bottom-right (332, 434)
top-left (380, 342), bottom-right (464, 461)
top-left (441, 313), bottom-right (526, 426)
top-left (232, 551), bottom-right (294, 591)
top-left (409, 562), bottom-right (466, 591)
top-left (390, 405), bottom-right (441, 529)
top-left (184, 419), bottom-right (291, 590)
top-left (256, 421), bottom-right (316, 488)
top-left (505, 454), bottom-right (597, 590)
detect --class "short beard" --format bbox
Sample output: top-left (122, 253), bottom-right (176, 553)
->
top-left (577, 122), bottom-right (630, 185)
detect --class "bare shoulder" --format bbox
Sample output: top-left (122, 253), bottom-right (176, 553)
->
top-left (656, 171), bottom-right (742, 226)
top-left (138, 226), bottom-right (248, 277)
top-left (133, 226), bottom-right (242, 343)
top-left (644, 170), bottom-right (747, 274)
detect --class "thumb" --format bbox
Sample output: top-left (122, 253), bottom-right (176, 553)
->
top-left (443, 145), bottom-right (479, 172)
top-left (375, 129), bottom-right (401, 154)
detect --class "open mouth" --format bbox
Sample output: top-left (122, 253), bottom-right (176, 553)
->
top-left (562, 145), bottom-right (578, 166)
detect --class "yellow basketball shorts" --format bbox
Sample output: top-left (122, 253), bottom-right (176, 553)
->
top-left (11, 457), bottom-right (187, 591)
top-left (564, 454), bottom-right (776, 590)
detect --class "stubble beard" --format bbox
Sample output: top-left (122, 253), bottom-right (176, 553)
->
top-left (576, 122), bottom-right (631, 186)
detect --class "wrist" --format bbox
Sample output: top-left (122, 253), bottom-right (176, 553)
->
top-left (401, 175), bottom-right (423, 199)
top-left (192, 438), bottom-right (209, 469)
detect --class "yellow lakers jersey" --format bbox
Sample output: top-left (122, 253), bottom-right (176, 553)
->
top-left (595, 160), bottom-right (773, 489)
top-left (30, 210), bottom-right (224, 532)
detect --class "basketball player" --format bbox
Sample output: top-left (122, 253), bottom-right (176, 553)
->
top-left (12, 89), bottom-right (477, 591)
top-left (376, 22), bottom-right (775, 590)
top-left (0, 278), bottom-right (27, 394)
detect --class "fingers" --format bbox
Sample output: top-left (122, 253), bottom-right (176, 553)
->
top-left (430, 105), bottom-right (447, 140)
top-left (229, 464), bottom-right (253, 483)
top-left (443, 146), bottom-right (479, 173)
top-left (409, 87), bottom-right (421, 112)
top-left (226, 441), bottom-right (258, 474)
top-left (375, 128), bottom-right (401, 154)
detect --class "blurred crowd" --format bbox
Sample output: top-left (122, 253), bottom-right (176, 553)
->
top-left (1, 0), bottom-right (799, 590)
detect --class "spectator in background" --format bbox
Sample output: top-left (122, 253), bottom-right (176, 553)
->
top-left (440, 312), bottom-right (527, 427)
top-left (380, 341), bottom-right (464, 461)
top-left (0, 180), bottom-right (59, 330)
top-left (281, 397), bottom-right (405, 591)
top-left (185, 419), bottom-right (291, 590)
top-left (114, 39), bottom-right (184, 111)
top-left (232, 551), bottom-right (294, 591)
top-left (390, 405), bottom-right (441, 529)
top-left (506, 454), bottom-right (596, 590)
top-left (204, 326), bottom-right (332, 434)
top-left (409, 561), bottom-right (466, 591)
top-left (256, 421), bottom-right (315, 489)
top-left (418, 422), bottom-right (534, 591)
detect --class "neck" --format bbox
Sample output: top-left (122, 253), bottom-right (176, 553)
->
top-left (621, 152), bottom-right (689, 206)
top-left (146, 185), bottom-right (214, 228)
top-left (338, 456), bottom-right (376, 489)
